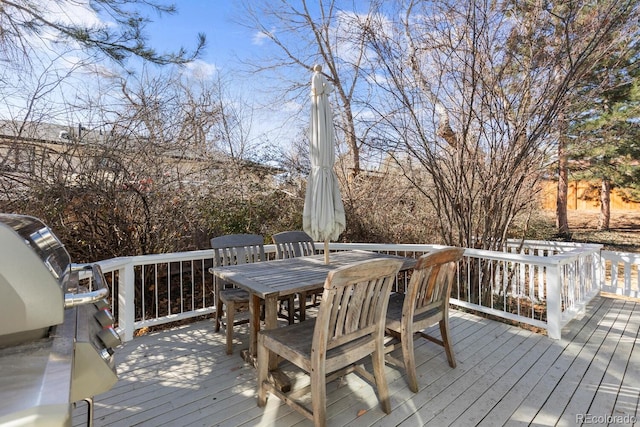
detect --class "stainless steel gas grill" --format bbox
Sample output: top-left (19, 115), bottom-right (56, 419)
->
top-left (0, 214), bottom-right (122, 426)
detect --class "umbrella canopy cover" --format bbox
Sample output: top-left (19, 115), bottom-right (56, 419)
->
top-left (303, 65), bottom-right (346, 243)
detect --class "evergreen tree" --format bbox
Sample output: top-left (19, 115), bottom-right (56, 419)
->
top-left (552, 0), bottom-right (639, 235)
top-left (569, 47), bottom-right (640, 230)
top-left (0, 0), bottom-right (205, 65)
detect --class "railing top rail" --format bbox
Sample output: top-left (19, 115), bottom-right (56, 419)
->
top-left (97, 246), bottom-right (280, 269)
top-left (326, 242), bottom-right (447, 252)
top-left (327, 242), bottom-right (598, 267)
top-left (96, 241), bottom-right (601, 274)
top-left (601, 250), bottom-right (640, 263)
top-left (97, 256), bottom-right (133, 271)
top-left (504, 239), bottom-right (602, 251)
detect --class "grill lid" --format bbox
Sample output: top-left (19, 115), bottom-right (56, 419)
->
top-left (0, 213), bottom-right (71, 281)
top-left (0, 214), bottom-right (70, 345)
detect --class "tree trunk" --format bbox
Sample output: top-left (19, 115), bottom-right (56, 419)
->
top-left (556, 125), bottom-right (570, 237)
top-left (342, 101), bottom-right (360, 179)
top-left (598, 178), bottom-right (611, 230)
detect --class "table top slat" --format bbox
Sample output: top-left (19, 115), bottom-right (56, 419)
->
top-left (210, 250), bottom-right (416, 298)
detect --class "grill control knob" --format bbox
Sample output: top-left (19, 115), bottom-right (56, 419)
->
top-left (99, 347), bottom-right (113, 362)
top-left (97, 327), bottom-right (122, 349)
top-left (94, 299), bottom-right (109, 310)
top-left (94, 308), bottom-right (115, 327)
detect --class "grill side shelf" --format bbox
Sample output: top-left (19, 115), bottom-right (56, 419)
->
top-left (0, 310), bottom-right (75, 426)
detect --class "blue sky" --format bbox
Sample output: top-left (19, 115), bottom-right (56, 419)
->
top-left (140, 2), bottom-right (302, 153)
top-left (144, 2), bottom-right (257, 73)
top-left (1, 1), bottom-right (311, 157)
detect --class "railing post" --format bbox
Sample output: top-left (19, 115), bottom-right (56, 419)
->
top-left (546, 263), bottom-right (562, 340)
top-left (118, 260), bottom-right (136, 342)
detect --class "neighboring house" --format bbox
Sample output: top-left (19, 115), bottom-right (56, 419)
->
top-left (0, 120), bottom-right (282, 193)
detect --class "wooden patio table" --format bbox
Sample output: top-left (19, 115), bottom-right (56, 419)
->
top-left (210, 250), bottom-right (416, 389)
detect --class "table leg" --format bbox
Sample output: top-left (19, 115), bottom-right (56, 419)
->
top-left (264, 294), bottom-right (291, 392)
top-left (262, 294), bottom-right (278, 369)
top-left (248, 293), bottom-right (261, 358)
top-left (241, 292), bottom-right (291, 392)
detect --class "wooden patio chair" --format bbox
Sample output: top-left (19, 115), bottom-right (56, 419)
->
top-left (211, 234), bottom-right (294, 355)
top-left (384, 247), bottom-right (464, 392)
top-left (257, 258), bottom-right (404, 427)
top-left (272, 230), bottom-right (321, 321)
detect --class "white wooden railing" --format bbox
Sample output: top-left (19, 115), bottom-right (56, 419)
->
top-left (600, 250), bottom-right (640, 298)
top-left (93, 240), bottom-right (626, 343)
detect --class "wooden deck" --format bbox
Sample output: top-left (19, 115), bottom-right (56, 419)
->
top-left (73, 295), bottom-right (639, 426)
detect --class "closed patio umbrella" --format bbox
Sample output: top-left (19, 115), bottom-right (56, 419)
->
top-left (303, 64), bottom-right (346, 264)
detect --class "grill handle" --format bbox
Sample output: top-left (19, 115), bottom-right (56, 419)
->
top-left (64, 288), bottom-right (109, 308)
top-left (64, 264), bottom-right (110, 308)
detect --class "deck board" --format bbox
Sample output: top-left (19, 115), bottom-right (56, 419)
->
top-left (557, 299), bottom-right (633, 426)
top-left (587, 300), bottom-right (640, 424)
top-left (531, 298), bottom-right (616, 426)
top-left (72, 295), bottom-right (639, 427)
top-left (506, 296), bottom-right (614, 425)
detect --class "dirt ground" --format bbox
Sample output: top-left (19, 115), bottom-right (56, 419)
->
top-left (565, 209), bottom-right (640, 230)
top-left (542, 209), bottom-right (640, 252)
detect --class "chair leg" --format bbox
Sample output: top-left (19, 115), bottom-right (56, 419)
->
top-left (215, 295), bottom-right (222, 332)
top-left (311, 364), bottom-right (327, 427)
top-left (287, 296), bottom-right (295, 325)
top-left (440, 318), bottom-right (456, 368)
top-left (257, 336), bottom-right (269, 407)
top-left (402, 330), bottom-right (418, 393)
top-left (278, 300), bottom-right (286, 320)
top-left (372, 349), bottom-right (391, 414)
top-left (311, 291), bottom-right (321, 306)
top-left (226, 301), bottom-right (235, 355)
top-left (298, 292), bottom-right (307, 322)
top-left (277, 297), bottom-right (295, 324)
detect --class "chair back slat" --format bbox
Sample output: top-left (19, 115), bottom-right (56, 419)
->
top-left (408, 248), bottom-right (464, 317)
top-left (272, 231), bottom-right (316, 259)
top-left (315, 258), bottom-right (403, 352)
top-left (211, 234), bottom-right (265, 267)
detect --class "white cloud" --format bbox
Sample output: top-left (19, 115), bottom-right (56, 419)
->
top-left (366, 72), bottom-right (390, 86)
top-left (282, 100), bottom-right (302, 113)
top-left (9, 0), bottom-right (103, 56)
top-left (42, 0), bottom-right (102, 27)
top-left (252, 31), bottom-right (270, 46)
top-left (185, 60), bottom-right (218, 79)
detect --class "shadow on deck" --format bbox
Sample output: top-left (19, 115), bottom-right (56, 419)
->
top-left (73, 295), bottom-right (639, 427)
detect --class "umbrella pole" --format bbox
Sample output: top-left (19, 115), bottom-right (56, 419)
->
top-left (324, 239), bottom-right (329, 264)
